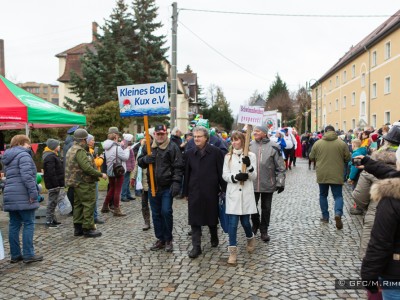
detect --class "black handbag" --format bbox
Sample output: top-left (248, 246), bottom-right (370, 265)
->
top-left (112, 145), bottom-right (125, 177)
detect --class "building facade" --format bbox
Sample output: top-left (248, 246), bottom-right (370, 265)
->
top-left (18, 82), bottom-right (59, 105)
top-left (311, 11), bottom-right (400, 132)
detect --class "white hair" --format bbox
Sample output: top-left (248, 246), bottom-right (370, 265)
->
top-left (171, 127), bottom-right (181, 136)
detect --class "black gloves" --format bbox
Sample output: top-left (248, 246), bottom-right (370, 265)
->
top-left (143, 152), bottom-right (156, 164)
top-left (276, 186), bottom-right (284, 194)
top-left (242, 156), bottom-right (250, 167)
top-left (234, 173), bottom-right (249, 182)
top-left (170, 182), bottom-right (181, 197)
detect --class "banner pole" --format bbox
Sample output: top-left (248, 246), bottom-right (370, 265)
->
top-left (241, 125), bottom-right (252, 185)
top-left (144, 115), bottom-right (156, 197)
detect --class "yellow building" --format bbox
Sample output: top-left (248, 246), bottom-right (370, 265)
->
top-left (311, 11), bottom-right (400, 132)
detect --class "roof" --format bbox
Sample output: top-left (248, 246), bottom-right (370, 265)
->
top-left (313, 10), bottom-right (400, 88)
top-left (178, 72), bottom-right (197, 86)
top-left (56, 43), bottom-right (96, 83)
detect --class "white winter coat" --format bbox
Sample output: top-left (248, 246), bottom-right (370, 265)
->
top-left (222, 150), bottom-right (257, 215)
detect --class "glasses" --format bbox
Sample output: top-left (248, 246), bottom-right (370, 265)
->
top-left (155, 132), bottom-right (166, 136)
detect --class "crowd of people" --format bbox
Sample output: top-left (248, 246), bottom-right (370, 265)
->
top-left (1, 119), bottom-right (400, 298)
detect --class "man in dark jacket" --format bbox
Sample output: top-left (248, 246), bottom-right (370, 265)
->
top-left (309, 125), bottom-right (351, 230)
top-left (184, 126), bottom-right (226, 258)
top-left (138, 124), bottom-right (184, 252)
top-left (43, 138), bottom-right (65, 228)
top-left (250, 125), bottom-right (286, 242)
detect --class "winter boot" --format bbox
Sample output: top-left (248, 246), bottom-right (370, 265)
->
top-left (142, 208), bottom-right (151, 231)
top-left (113, 207), bottom-right (127, 217)
top-left (227, 246), bottom-right (237, 265)
top-left (101, 203), bottom-right (111, 213)
top-left (74, 223), bottom-right (83, 236)
top-left (246, 234), bottom-right (256, 253)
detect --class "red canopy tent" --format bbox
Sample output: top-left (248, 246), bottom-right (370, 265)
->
top-left (0, 75), bottom-right (86, 134)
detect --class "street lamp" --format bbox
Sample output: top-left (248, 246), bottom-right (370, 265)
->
top-left (307, 79), bottom-right (319, 132)
top-left (304, 110), bottom-right (309, 132)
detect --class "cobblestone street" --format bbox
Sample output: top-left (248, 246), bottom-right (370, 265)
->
top-left (0, 158), bottom-right (366, 299)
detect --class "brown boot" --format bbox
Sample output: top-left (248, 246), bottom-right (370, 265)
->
top-left (113, 207), bottom-right (127, 217)
top-left (101, 203), bottom-right (110, 213)
top-left (246, 235), bottom-right (256, 253)
top-left (227, 246), bottom-right (237, 265)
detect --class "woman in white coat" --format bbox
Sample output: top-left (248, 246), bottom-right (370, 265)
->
top-left (222, 131), bottom-right (257, 265)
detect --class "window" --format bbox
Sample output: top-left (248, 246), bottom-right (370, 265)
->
top-left (335, 122), bottom-right (339, 130)
top-left (361, 101), bottom-right (366, 116)
top-left (385, 42), bottom-right (391, 60)
top-left (329, 80), bottom-right (332, 90)
top-left (43, 87), bottom-right (48, 94)
top-left (343, 121), bottom-right (347, 131)
top-left (33, 87), bottom-right (39, 94)
top-left (361, 73), bottom-right (366, 87)
top-left (372, 114), bottom-right (377, 128)
top-left (335, 99), bottom-right (339, 110)
top-left (384, 76), bottom-right (391, 94)
top-left (352, 119), bottom-right (356, 130)
top-left (343, 71), bottom-right (347, 83)
top-left (351, 92), bottom-right (356, 105)
top-left (385, 111), bottom-right (391, 124)
top-left (52, 87), bottom-right (58, 94)
top-left (351, 64), bottom-right (356, 78)
top-left (329, 102), bottom-right (332, 113)
top-left (51, 98), bottom-right (59, 105)
top-left (336, 75), bottom-right (339, 87)
top-left (372, 51), bottom-right (377, 67)
top-left (372, 83), bottom-right (377, 98)
top-left (342, 96), bottom-right (346, 108)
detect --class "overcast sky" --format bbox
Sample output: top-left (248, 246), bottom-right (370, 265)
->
top-left (1, 0), bottom-right (399, 116)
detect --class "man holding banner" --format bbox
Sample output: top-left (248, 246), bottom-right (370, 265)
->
top-left (138, 124), bottom-right (184, 252)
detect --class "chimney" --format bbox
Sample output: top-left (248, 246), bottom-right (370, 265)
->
top-left (0, 39), bottom-right (5, 77)
top-left (92, 22), bottom-right (98, 42)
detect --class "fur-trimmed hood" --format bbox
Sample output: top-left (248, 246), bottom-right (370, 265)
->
top-left (371, 177), bottom-right (400, 202)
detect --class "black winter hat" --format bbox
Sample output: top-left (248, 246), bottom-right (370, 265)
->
top-left (383, 126), bottom-right (400, 145)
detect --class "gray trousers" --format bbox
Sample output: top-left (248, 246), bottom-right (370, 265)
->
top-left (46, 187), bottom-right (64, 223)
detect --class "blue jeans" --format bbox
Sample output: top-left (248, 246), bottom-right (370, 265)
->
top-left (9, 209), bottom-right (36, 259)
top-left (228, 214), bottom-right (253, 246)
top-left (149, 188), bottom-right (173, 242)
top-left (380, 277), bottom-right (400, 300)
top-left (121, 171), bottom-right (132, 199)
top-left (318, 184), bottom-right (343, 219)
top-left (94, 182), bottom-right (99, 220)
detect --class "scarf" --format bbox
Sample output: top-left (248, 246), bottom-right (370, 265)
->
top-left (136, 145), bottom-right (143, 190)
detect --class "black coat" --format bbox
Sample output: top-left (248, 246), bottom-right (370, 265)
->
top-left (361, 177), bottom-right (400, 283)
top-left (184, 143), bottom-right (226, 226)
top-left (43, 151), bottom-right (65, 189)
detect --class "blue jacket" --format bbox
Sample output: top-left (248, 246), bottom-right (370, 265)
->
top-left (348, 147), bottom-right (368, 181)
top-left (2, 146), bottom-right (39, 211)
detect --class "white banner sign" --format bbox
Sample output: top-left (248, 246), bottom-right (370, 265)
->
top-left (237, 106), bottom-right (264, 126)
top-left (117, 82), bottom-right (169, 117)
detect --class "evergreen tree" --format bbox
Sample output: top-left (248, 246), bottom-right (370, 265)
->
top-left (67, 0), bottom-right (168, 112)
top-left (68, 0), bottom-right (137, 112)
top-left (197, 84), bottom-right (208, 111)
top-left (266, 74), bottom-right (288, 100)
top-left (185, 65), bottom-right (193, 73)
top-left (132, 0), bottom-right (168, 84)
